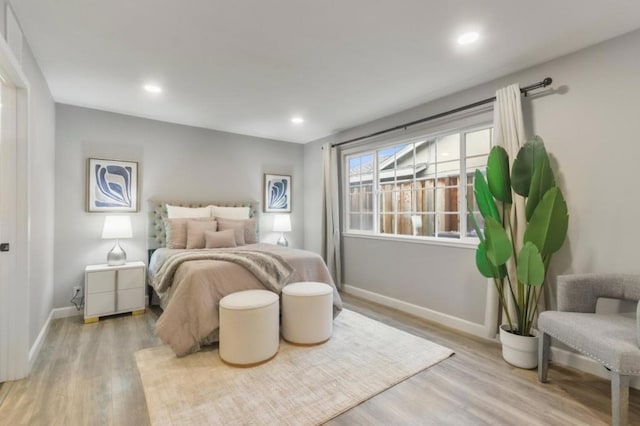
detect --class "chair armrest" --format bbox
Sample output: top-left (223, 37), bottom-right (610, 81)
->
top-left (557, 273), bottom-right (640, 312)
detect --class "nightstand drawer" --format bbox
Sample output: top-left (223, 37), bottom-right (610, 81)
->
top-left (86, 270), bottom-right (116, 294)
top-left (118, 267), bottom-right (144, 290)
top-left (86, 292), bottom-right (115, 316)
top-left (117, 287), bottom-right (145, 311)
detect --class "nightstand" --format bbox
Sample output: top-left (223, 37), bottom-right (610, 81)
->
top-left (84, 261), bottom-right (146, 323)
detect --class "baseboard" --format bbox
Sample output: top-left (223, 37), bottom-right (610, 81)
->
top-left (342, 284), bottom-right (488, 338)
top-left (550, 347), bottom-right (640, 389)
top-left (28, 309), bottom-right (54, 371)
top-left (52, 306), bottom-right (84, 319)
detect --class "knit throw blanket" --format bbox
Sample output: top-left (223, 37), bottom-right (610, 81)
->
top-left (153, 249), bottom-right (294, 294)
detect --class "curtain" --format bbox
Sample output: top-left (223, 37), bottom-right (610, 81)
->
top-left (321, 143), bottom-right (342, 288)
top-left (490, 83), bottom-right (527, 333)
top-left (494, 84), bottom-right (527, 250)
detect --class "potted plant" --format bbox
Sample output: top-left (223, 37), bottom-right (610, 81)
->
top-left (470, 136), bottom-right (568, 369)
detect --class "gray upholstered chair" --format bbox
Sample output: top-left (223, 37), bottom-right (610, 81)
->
top-left (538, 274), bottom-right (640, 426)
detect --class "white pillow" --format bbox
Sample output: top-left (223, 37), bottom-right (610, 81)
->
top-left (166, 204), bottom-right (211, 219)
top-left (210, 205), bottom-right (250, 220)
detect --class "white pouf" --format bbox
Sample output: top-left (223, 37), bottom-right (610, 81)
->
top-left (282, 282), bottom-right (333, 345)
top-left (219, 289), bottom-right (280, 366)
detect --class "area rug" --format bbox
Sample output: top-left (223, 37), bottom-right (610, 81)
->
top-left (135, 309), bottom-right (454, 425)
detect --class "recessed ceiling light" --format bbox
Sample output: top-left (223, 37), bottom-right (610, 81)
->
top-left (143, 84), bottom-right (163, 94)
top-left (457, 32), bottom-right (479, 45)
top-left (291, 116), bottom-right (304, 124)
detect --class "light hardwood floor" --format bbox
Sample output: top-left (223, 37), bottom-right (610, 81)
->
top-left (0, 294), bottom-right (638, 425)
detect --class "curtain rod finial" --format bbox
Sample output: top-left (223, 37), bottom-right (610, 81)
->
top-left (543, 77), bottom-right (552, 86)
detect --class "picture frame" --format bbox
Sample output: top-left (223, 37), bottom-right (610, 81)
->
top-left (87, 158), bottom-right (138, 212)
top-left (264, 174), bottom-right (291, 213)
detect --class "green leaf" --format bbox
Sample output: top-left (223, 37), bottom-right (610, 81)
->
top-left (511, 136), bottom-right (548, 197)
top-left (486, 146), bottom-right (512, 204)
top-left (525, 155), bottom-right (556, 221)
top-left (466, 200), bottom-right (485, 242)
top-left (476, 242), bottom-right (508, 279)
top-left (473, 170), bottom-right (500, 222)
top-left (524, 187), bottom-right (569, 255)
top-left (484, 216), bottom-right (512, 266)
top-left (516, 242), bottom-right (545, 286)
top-left (475, 243), bottom-right (494, 278)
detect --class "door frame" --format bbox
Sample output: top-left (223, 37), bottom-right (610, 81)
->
top-left (0, 32), bottom-right (30, 381)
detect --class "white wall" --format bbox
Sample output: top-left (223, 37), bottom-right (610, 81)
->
top-left (54, 104), bottom-right (303, 308)
top-left (304, 28), bottom-right (640, 330)
top-left (344, 237), bottom-right (485, 324)
top-left (23, 41), bottom-right (56, 348)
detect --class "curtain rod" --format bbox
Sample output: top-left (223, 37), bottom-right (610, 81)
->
top-left (331, 77), bottom-right (553, 148)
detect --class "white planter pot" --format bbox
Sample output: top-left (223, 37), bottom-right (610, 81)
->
top-left (499, 325), bottom-right (539, 369)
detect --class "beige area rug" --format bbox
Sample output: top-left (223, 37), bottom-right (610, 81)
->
top-left (135, 309), bottom-right (454, 425)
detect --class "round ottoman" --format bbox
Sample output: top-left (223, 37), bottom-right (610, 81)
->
top-left (219, 289), bottom-right (279, 367)
top-left (282, 282), bottom-right (333, 345)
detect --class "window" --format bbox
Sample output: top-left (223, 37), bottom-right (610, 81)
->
top-left (348, 153), bottom-right (374, 231)
top-left (344, 125), bottom-right (492, 242)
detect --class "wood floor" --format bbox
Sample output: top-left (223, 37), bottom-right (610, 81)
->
top-left (0, 294), bottom-right (638, 425)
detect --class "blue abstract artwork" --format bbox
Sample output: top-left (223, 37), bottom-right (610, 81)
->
top-left (264, 174), bottom-right (291, 212)
top-left (88, 158), bottom-right (138, 212)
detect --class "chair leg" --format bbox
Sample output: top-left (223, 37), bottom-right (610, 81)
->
top-left (611, 372), bottom-right (630, 426)
top-left (538, 331), bottom-right (550, 382)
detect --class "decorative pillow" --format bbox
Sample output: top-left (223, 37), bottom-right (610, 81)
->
top-left (217, 218), bottom-right (257, 244)
top-left (228, 226), bottom-right (245, 245)
top-left (165, 218), bottom-right (215, 249)
top-left (164, 218), bottom-right (189, 249)
top-left (204, 229), bottom-right (238, 249)
top-left (185, 220), bottom-right (219, 249)
top-left (167, 204), bottom-right (211, 219)
top-left (210, 205), bottom-right (250, 220)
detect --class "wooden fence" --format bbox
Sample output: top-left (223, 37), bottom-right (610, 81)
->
top-left (349, 177), bottom-right (459, 235)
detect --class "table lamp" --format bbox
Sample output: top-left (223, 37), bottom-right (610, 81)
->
top-left (102, 215), bottom-right (132, 266)
top-left (273, 214), bottom-right (291, 247)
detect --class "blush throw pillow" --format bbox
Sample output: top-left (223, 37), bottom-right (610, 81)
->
top-left (204, 229), bottom-right (238, 249)
top-left (217, 218), bottom-right (257, 244)
top-left (186, 220), bottom-right (219, 249)
top-left (165, 218), bottom-right (216, 249)
top-left (164, 218), bottom-right (189, 249)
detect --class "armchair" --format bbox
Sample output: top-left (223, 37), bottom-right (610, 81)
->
top-left (538, 274), bottom-right (640, 426)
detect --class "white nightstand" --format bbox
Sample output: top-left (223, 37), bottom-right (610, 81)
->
top-left (84, 261), bottom-right (146, 324)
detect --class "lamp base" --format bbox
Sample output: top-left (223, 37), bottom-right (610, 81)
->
top-left (276, 233), bottom-right (288, 247)
top-left (107, 240), bottom-right (127, 266)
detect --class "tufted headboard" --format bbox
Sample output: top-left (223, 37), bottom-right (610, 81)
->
top-left (147, 200), bottom-right (260, 250)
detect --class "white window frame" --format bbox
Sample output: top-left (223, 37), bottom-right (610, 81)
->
top-left (342, 120), bottom-right (493, 247)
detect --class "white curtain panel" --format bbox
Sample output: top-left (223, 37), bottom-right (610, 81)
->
top-left (494, 84), bottom-right (527, 251)
top-left (322, 143), bottom-right (342, 287)
top-left (489, 83), bottom-right (528, 332)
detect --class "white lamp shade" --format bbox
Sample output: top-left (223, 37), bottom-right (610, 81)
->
top-left (102, 215), bottom-right (133, 239)
top-left (273, 214), bottom-right (291, 232)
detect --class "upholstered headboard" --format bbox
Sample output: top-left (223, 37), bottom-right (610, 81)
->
top-left (147, 200), bottom-right (260, 250)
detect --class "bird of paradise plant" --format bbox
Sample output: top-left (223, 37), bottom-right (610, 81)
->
top-left (470, 136), bottom-right (569, 337)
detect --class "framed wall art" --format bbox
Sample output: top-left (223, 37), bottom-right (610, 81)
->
top-left (87, 158), bottom-right (138, 212)
top-left (264, 174), bottom-right (291, 213)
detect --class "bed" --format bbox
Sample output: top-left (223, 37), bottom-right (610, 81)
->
top-left (147, 200), bottom-right (343, 356)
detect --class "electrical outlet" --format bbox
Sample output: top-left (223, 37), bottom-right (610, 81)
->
top-left (72, 285), bottom-right (82, 298)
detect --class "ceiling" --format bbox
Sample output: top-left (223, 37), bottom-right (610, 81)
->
top-left (12, 1), bottom-right (640, 143)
